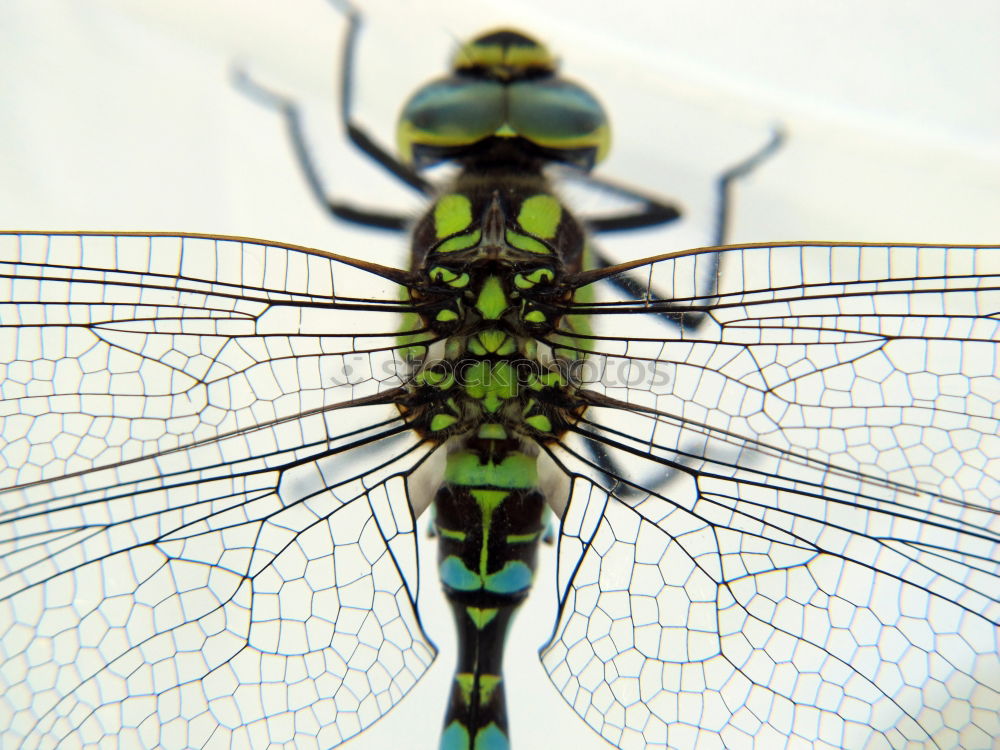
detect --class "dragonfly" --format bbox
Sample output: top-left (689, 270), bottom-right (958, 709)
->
top-left (1, 3), bottom-right (998, 749)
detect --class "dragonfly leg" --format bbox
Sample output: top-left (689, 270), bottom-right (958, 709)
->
top-left (328, 0), bottom-right (431, 195)
top-left (579, 432), bottom-right (675, 502)
top-left (232, 0), bottom-right (435, 232)
top-left (576, 127), bottom-right (783, 237)
top-left (233, 69), bottom-right (414, 231)
top-left (586, 254), bottom-right (711, 333)
top-left (574, 170), bottom-right (682, 234)
top-left (712, 127), bottom-right (785, 246)
top-left (586, 128), bottom-right (786, 333)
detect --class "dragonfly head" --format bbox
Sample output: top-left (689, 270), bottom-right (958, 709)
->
top-left (396, 29), bottom-right (611, 171)
top-left (451, 29), bottom-right (557, 81)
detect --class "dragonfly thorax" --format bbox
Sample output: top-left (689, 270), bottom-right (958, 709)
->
top-left (398, 175), bottom-right (589, 443)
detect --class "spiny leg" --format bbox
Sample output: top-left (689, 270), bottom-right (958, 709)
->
top-left (557, 168), bottom-right (682, 234)
top-left (233, 0), bottom-right (429, 231)
top-left (327, 0), bottom-right (430, 194)
top-left (588, 127), bottom-right (785, 334)
top-left (711, 127), bottom-right (785, 246)
top-left (580, 433), bottom-right (639, 498)
top-left (580, 129), bottom-right (784, 488)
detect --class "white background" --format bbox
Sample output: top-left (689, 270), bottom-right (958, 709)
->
top-left (1, 1), bottom-right (998, 748)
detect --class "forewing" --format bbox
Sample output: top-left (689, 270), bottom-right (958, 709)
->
top-left (542, 244), bottom-right (999, 749)
top-left (0, 233), bottom-right (437, 748)
top-left (557, 243), bottom-right (998, 507)
top-left (0, 232), bottom-right (424, 486)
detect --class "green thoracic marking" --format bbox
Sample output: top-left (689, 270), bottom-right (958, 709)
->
top-left (524, 310), bottom-right (546, 323)
top-left (517, 194), bottom-right (561, 238)
top-left (467, 332), bottom-right (517, 357)
top-left (522, 399), bottom-right (553, 433)
top-left (540, 370), bottom-right (567, 387)
top-left (445, 338), bottom-right (464, 360)
top-left (525, 414), bottom-right (552, 432)
top-left (466, 338), bottom-right (488, 357)
top-left (430, 266), bottom-right (454, 282)
top-left (430, 413), bottom-right (459, 432)
top-left (475, 276), bottom-right (508, 319)
top-left (514, 267), bottom-right (554, 289)
top-left (474, 330), bottom-right (516, 355)
top-left (464, 360), bottom-right (517, 412)
top-left (524, 369), bottom-right (568, 391)
top-left (417, 367), bottom-right (456, 390)
top-left (436, 308), bottom-right (459, 322)
top-left (438, 229), bottom-right (482, 254)
top-left (430, 266), bottom-right (471, 287)
top-left (505, 230), bottom-right (550, 255)
top-left (466, 606), bottom-right (499, 629)
top-left (396, 310), bottom-right (430, 361)
top-left (481, 391), bottom-right (502, 413)
top-left (445, 451), bottom-right (539, 489)
top-left (521, 337), bottom-right (537, 360)
top-left (464, 361), bottom-right (518, 398)
top-left (477, 423), bottom-right (507, 439)
top-left (435, 194), bottom-right (473, 237)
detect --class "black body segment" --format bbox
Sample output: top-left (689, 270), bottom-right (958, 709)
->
top-left (399, 159), bottom-right (587, 748)
top-left (434, 483), bottom-right (546, 750)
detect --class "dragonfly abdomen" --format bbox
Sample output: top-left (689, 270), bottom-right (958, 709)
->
top-left (433, 445), bottom-right (547, 750)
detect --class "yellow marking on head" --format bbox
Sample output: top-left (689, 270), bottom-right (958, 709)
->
top-left (452, 31), bottom-right (554, 75)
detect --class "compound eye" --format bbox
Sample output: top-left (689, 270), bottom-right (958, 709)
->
top-left (397, 79), bottom-right (504, 165)
top-left (509, 79), bottom-right (610, 167)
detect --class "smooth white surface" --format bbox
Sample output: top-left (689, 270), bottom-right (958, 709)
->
top-left (1, 1), bottom-right (997, 748)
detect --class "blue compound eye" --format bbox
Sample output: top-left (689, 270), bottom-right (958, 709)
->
top-left (508, 79), bottom-right (610, 165)
top-left (397, 78), bottom-right (505, 163)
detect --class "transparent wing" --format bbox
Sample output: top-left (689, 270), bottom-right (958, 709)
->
top-left (0, 233), bottom-right (438, 749)
top-left (541, 243), bottom-right (999, 749)
top-left (0, 232), bottom-right (426, 486)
